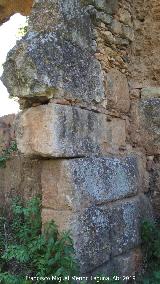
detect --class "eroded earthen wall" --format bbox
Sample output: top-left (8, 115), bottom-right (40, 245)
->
top-left (0, 115), bottom-right (42, 213)
top-left (1, 0), bottom-right (160, 278)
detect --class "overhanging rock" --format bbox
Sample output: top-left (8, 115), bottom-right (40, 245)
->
top-left (2, 32), bottom-right (104, 103)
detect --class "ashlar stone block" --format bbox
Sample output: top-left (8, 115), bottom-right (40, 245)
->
top-left (2, 32), bottom-right (104, 104)
top-left (16, 103), bottom-right (126, 157)
top-left (41, 156), bottom-right (141, 210)
top-left (41, 154), bottom-right (152, 273)
top-left (41, 195), bottom-right (152, 273)
top-left (29, 0), bottom-right (95, 52)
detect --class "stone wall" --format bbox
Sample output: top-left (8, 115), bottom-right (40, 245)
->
top-left (0, 115), bottom-right (42, 213)
top-left (129, 0), bottom-right (160, 221)
top-left (1, 0), bottom-right (160, 278)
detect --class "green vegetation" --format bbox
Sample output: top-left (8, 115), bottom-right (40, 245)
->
top-left (0, 197), bottom-right (123, 284)
top-left (0, 197), bottom-right (78, 284)
top-left (140, 220), bottom-right (160, 284)
top-left (0, 140), bottom-right (17, 168)
top-left (17, 17), bottom-right (29, 39)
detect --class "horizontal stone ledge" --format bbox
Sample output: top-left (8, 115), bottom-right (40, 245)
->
top-left (41, 156), bottom-right (142, 211)
top-left (16, 103), bottom-right (126, 157)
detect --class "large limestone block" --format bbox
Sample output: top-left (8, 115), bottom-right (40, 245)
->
top-left (73, 205), bottom-right (111, 272)
top-left (29, 0), bottom-right (95, 51)
top-left (110, 195), bottom-right (152, 257)
top-left (104, 68), bottom-right (130, 113)
top-left (41, 156), bottom-right (141, 210)
top-left (41, 156), bottom-right (150, 273)
top-left (138, 99), bottom-right (160, 155)
top-left (42, 206), bottom-right (111, 273)
top-left (42, 195), bottom-right (152, 273)
top-left (2, 33), bottom-right (104, 103)
top-left (16, 103), bottom-right (126, 157)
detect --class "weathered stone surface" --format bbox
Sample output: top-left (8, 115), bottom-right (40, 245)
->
top-left (138, 99), bottom-right (160, 155)
top-left (0, 155), bottom-right (42, 211)
top-left (92, 248), bottom-right (142, 279)
top-left (29, 0), bottom-right (95, 52)
top-left (41, 156), bottom-right (141, 210)
top-left (130, 0), bottom-right (160, 86)
top-left (104, 68), bottom-right (130, 113)
top-left (111, 118), bottom-right (126, 147)
top-left (2, 33), bottom-right (104, 103)
top-left (149, 159), bottom-right (160, 221)
top-left (92, 0), bottom-right (119, 15)
top-left (0, 114), bottom-right (15, 154)
top-left (96, 11), bottom-right (113, 25)
top-left (72, 205), bottom-right (111, 273)
top-left (41, 205), bottom-right (111, 273)
top-left (112, 249), bottom-right (142, 278)
top-left (118, 8), bottom-right (132, 27)
top-left (141, 87), bottom-right (160, 99)
top-left (111, 19), bottom-right (122, 34)
top-left (42, 195), bottom-right (152, 273)
top-left (16, 103), bottom-right (126, 157)
top-left (0, 0), bottom-right (33, 25)
top-left (122, 25), bottom-right (134, 42)
top-left (109, 195), bottom-right (152, 256)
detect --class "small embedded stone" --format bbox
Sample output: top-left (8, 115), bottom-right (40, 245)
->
top-left (104, 68), bottom-right (130, 113)
top-left (141, 87), bottom-right (160, 99)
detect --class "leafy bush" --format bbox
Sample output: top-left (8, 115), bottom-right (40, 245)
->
top-left (0, 197), bottom-right (123, 284)
top-left (141, 220), bottom-right (160, 284)
top-left (0, 140), bottom-right (17, 168)
top-left (0, 197), bottom-right (78, 284)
